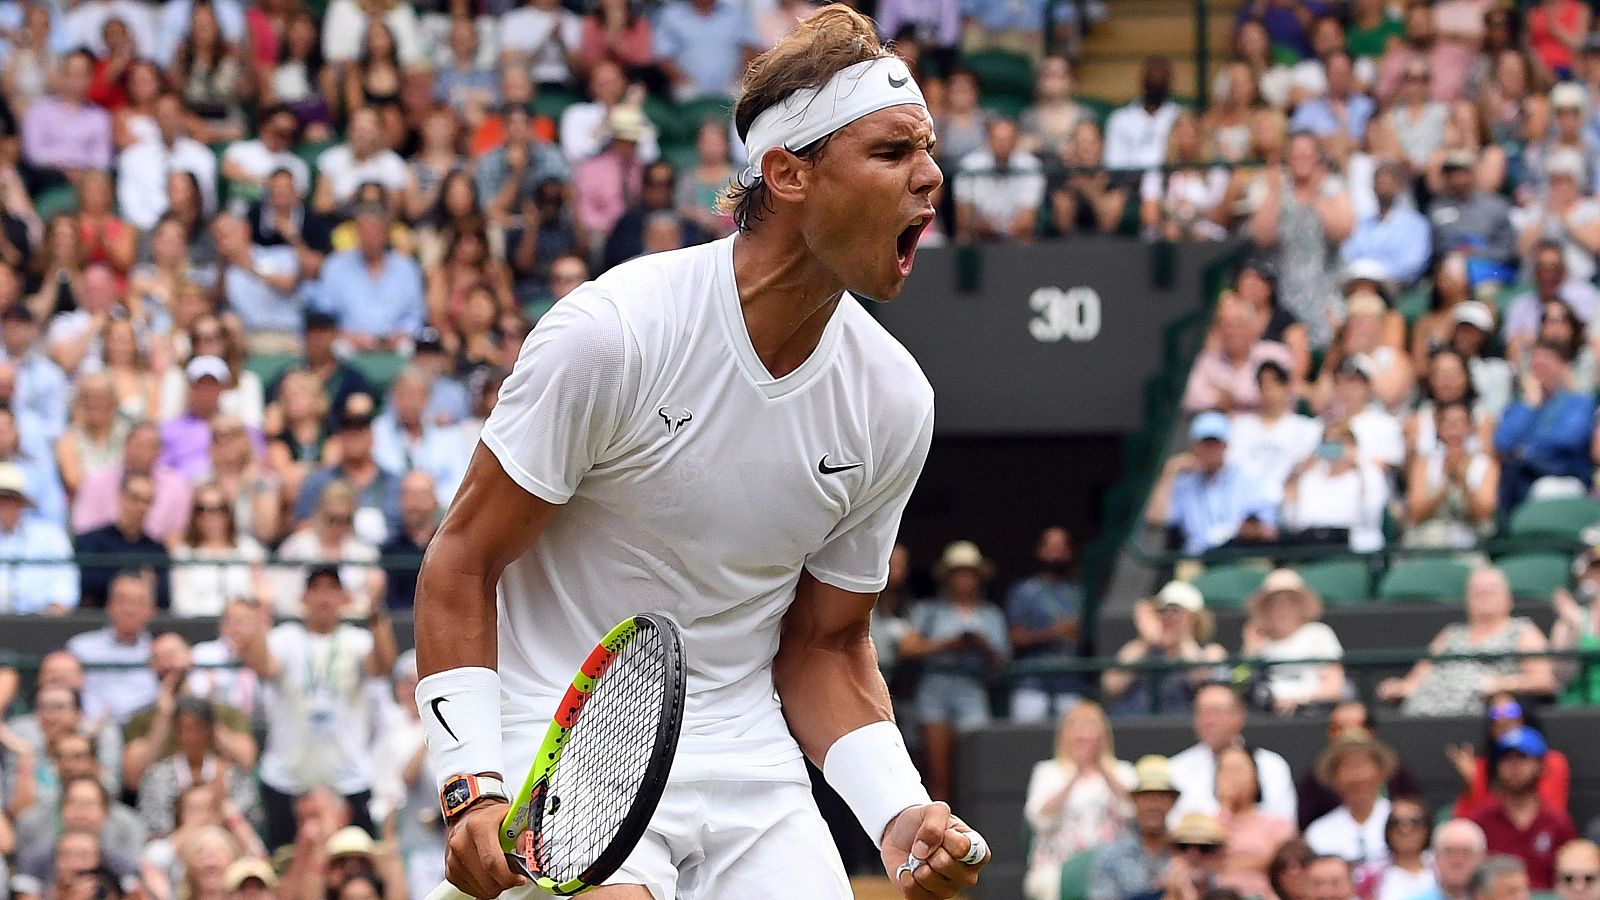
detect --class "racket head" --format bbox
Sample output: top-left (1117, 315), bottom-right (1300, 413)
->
top-left (499, 613), bottom-right (687, 896)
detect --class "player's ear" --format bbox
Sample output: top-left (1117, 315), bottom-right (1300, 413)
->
top-left (761, 148), bottom-right (810, 205)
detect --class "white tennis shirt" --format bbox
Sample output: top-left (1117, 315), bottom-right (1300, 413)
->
top-left (480, 234), bottom-right (934, 779)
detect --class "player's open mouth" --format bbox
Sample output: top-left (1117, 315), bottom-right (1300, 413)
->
top-left (896, 215), bottom-right (932, 276)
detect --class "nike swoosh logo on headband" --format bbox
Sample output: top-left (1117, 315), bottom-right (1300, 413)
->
top-left (888, 73), bottom-right (909, 88)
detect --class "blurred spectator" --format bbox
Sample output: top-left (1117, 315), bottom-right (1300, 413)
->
top-left (370, 650), bottom-right (442, 899)
top-left (1297, 702), bottom-right (1424, 830)
top-left (72, 423), bottom-right (193, 543)
top-left (1021, 703), bottom-right (1133, 900)
top-left (432, 19), bottom-right (498, 115)
top-left (1251, 132), bottom-right (1354, 350)
top-left (1020, 57), bottom-right (1089, 157)
top-left (74, 471), bottom-right (169, 608)
top-left (371, 369), bottom-right (459, 502)
top-left (214, 214), bottom-right (303, 350)
top-left (1387, 60), bottom-right (1450, 169)
top-left (1006, 525), bottom-right (1083, 724)
top-left (1104, 57), bottom-right (1180, 173)
top-left (1088, 756), bottom-right (1179, 900)
top-left (1552, 547), bottom-right (1600, 704)
top-left (560, 61), bottom-right (658, 166)
top-left (220, 106), bottom-right (310, 201)
top-left (1271, 841), bottom-right (1317, 900)
top-left (1451, 695), bottom-right (1571, 820)
top-left (265, 369), bottom-right (332, 504)
top-left (501, 0), bottom-right (581, 89)
top-left (1102, 582), bottom-right (1225, 718)
top-left (1305, 734), bottom-right (1400, 865)
top-left (68, 572), bottom-right (159, 724)
top-left (1495, 339), bottom-right (1594, 507)
top-left (1410, 283), bottom-right (1477, 392)
top-left (1308, 855), bottom-right (1359, 900)
top-left (475, 104), bottom-right (569, 224)
top-left (1553, 841), bottom-right (1600, 900)
top-left (1528, 0), bottom-right (1589, 82)
top-left (1403, 400), bottom-right (1500, 550)
top-left (1412, 820), bottom-right (1490, 900)
top-left (1170, 682), bottom-right (1298, 825)
top-left (0, 404), bottom-right (67, 528)
top-left (1139, 113), bottom-right (1228, 242)
top-left (1503, 243), bottom-right (1597, 369)
top-left (1514, 151), bottom-right (1600, 285)
top-left (1206, 62), bottom-right (1260, 165)
top-left (158, 356), bottom-right (231, 480)
top-left (74, 170), bottom-right (134, 277)
top-left (1429, 151), bottom-right (1516, 272)
top-left (312, 110), bottom-right (408, 215)
top-left (169, 482), bottom-right (269, 618)
top-left (276, 479), bottom-right (385, 617)
top-left (935, 70), bottom-right (990, 168)
top-left (577, 0), bottom-right (656, 79)
top-left (1341, 159), bottom-right (1431, 287)
top-left (6, 673), bottom-right (124, 800)
top-left (1183, 295), bottom-right (1293, 415)
top-left (1281, 421), bottom-right (1390, 552)
top-left (1213, 745), bottom-right (1295, 899)
top-left (0, 462), bottom-right (76, 614)
top-left (1233, 257), bottom-right (1312, 385)
top-left (1128, 813), bottom-right (1227, 900)
top-left (19, 52), bottom-right (111, 194)
top-left (1227, 361), bottom-right (1319, 504)
top-left (1322, 355), bottom-right (1405, 471)
top-left (574, 106), bottom-right (649, 249)
top-left (1427, 103), bottom-right (1509, 200)
top-left (1470, 729), bottom-right (1576, 890)
top-left (652, 0), bottom-right (758, 100)
top-left (117, 94), bottom-right (218, 232)
top-left (294, 393), bottom-right (400, 543)
top-left (1450, 302), bottom-right (1516, 419)
top-left (954, 119), bottom-right (1043, 243)
top-left (1241, 570), bottom-right (1346, 715)
top-left (404, 109), bottom-right (468, 239)
top-left (248, 170), bottom-right (335, 278)
top-left (961, 0), bottom-right (1047, 60)
top-left (1523, 86), bottom-right (1598, 197)
top-left (266, 312), bottom-right (371, 420)
top-left (1048, 120), bottom-right (1126, 236)
top-left (899, 541), bottom-right (1009, 801)
top-left (674, 119), bottom-right (735, 239)
top-left (46, 263), bottom-right (126, 380)
top-left (603, 161), bottom-right (690, 270)
top-left (132, 695), bottom-right (259, 837)
top-left (189, 599), bottom-right (268, 720)
top-left (1291, 51), bottom-right (1374, 159)
top-left (0, 307), bottom-right (69, 441)
top-left (240, 565), bottom-right (396, 849)
top-left (313, 203), bottom-right (424, 350)
top-left (14, 776), bottom-right (145, 880)
top-left (1146, 412), bottom-right (1279, 557)
top-left (1379, 567), bottom-right (1557, 716)
top-left (379, 471), bottom-right (438, 609)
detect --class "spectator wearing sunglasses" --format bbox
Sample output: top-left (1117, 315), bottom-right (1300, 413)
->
top-left (1362, 797), bottom-right (1436, 900)
top-left (1127, 813), bottom-right (1226, 900)
top-left (1555, 841), bottom-right (1600, 900)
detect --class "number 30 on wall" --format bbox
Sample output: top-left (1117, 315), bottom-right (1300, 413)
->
top-left (1028, 286), bottom-right (1102, 344)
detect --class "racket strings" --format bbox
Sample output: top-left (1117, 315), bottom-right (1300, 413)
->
top-left (536, 623), bottom-right (669, 883)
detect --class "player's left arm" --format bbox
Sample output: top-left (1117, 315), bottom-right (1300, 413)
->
top-left (775, 573), bottom-right (986, 899)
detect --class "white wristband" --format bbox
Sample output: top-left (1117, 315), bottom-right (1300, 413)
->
top-left (416, 667), bottom-right (505, 794)
top-left (823, 721), bottom-right (932, 848)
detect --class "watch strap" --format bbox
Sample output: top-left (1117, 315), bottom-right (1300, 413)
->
top-left (440, 773), bottom-right (508, 822)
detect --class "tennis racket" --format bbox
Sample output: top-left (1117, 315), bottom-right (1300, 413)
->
top-left (428, 613), bottom-right (686, 899)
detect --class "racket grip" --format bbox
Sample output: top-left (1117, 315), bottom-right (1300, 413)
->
top-left (424, 882), bottom-right (479, 900)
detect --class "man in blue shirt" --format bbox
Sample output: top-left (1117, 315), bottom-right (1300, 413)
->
top-left (0, 461), bottom-right (77, 614)
top-left (215, 213), bottom-right (303, 346)
top-left (653, 0), bottom-right (760, 99)
top-left (1341, 158), bottom-right (1431, 286)
top-left (1146, 411), bottom-right (1279, 557)
top-left (313, 203), bottom-right (424, 350)
top-left (1004, 525), bottom-right (1084, 723)
top-left (0, 307), bottom-right (69, 442)
top-left (1495, 339), bottom-right (1597, 509)
top-left (1290, 52), bottom-right (1376, 154)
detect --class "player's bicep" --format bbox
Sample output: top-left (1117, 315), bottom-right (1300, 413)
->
top-left (784, 570), bottom-right (878, 650)
top-left (432, 442), bottom-right (563, 579)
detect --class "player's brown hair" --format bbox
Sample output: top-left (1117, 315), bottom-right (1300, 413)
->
top-left (717, 4), bottom-right (896, 231)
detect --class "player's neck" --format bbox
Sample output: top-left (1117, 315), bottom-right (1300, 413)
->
top-left (731, 230), bottom-right (845, 379)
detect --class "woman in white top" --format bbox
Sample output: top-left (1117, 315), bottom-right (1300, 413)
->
top-left (1406, 348), bottom-right (1496, 460)
top-left (1021, 702), bottom-right (1134, 900)
top-left (271, 480), bottom-right (383, 617)
top-left (1140, 113), bottom-right (1229, 242)
top-left (1242, 569), bottom-right (1346, 716)
top-left (170, 483), bottom-right (269, 618)
top-left (160, 315), bottom-right (266, 427)
top-left (1403, 400), bottom-right (1499, 550)
top-left (1282, 422), bottom-right (1391, 552)
top-left (1366, 796), bottom-right (1437, 900)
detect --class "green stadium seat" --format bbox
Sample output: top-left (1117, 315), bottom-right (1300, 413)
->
top-left (1078, 96), bottom-right (1117, 127)
top-left (1496, 552), bottom-right (1570, 600)
top-left (643, 95), bottom-right (682, 143)
top-left (1190, 564), bottom-right (1268, 609)
top-left (34, 184), bottom-right (78, 222)
top-left (1296, 558), bottom-right (1373, 606)
top-left (979, 94), bottom-right (1029, 120)
top-left (1395, 279), bottom-right (1432, 324)
top-left (1376, 558), bottom-right (1471, 604)
top-left (1059, 849), bottom-right (1098, 900)
top-left (245, 352), bottom-right (300, 389)
top-left (1508, 497), bottom-right (1600, 541)
top-left (660, 142), bottom-right (701, 176)
top-left (531, 87), bottom-right (582, 123)
top-left (962, 49), bottom-right (1034, 99)
top-left (349, 351), bottom-right (406, 398)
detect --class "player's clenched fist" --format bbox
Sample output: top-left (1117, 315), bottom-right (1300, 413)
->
top-left (444, 801), bottom-right (526, 899)
top-left (881, 802), bottom-right (991, 899)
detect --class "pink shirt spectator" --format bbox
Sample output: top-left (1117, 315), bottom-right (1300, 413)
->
top-left (578, 16), bottom-right (655, 72)
top-left (1182, 341), bottom-right (1294, 414)
top-left (72, 463), bottom-right (193, 542)
top-left (21, 97), bottom-right (112, 172)
top-left (574, 149), bottom-right (645, 239)
top-left (1375, 43), bottom-right (1473, 104)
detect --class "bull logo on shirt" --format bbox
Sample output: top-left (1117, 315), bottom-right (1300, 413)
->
top-left (657, 405), bottom-right (693, 436)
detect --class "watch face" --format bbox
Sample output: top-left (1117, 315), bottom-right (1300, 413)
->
top-left (443, 779), bottom-right (473, 812)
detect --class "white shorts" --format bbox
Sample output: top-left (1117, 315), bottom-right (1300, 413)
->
top-left (499, 722), bottom-right (852, 900)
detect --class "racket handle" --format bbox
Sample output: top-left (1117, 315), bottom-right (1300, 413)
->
top-left (424, 882), bottom-right (478, 900)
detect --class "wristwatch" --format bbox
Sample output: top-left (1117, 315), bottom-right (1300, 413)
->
top-left (439, 773), bottom-right (508, 823)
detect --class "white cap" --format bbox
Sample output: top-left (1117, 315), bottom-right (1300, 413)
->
top-left (185, 355), bottom-right (232, 385)
top-left (0, 462), bottom-right (31, 503)
top-left (1552, 82), bottom-right (1588, 111)
top-left (1452, 300), bottom-right (1496, 332)
top-left (1155, 581), bottom-right (1204, 612)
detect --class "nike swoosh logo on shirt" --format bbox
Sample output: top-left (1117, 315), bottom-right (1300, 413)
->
top-left (888, 73), bottom-right (910, 89)
top-left (818, 454), bottom-right (864, 475)
top-left (430, 697), bottom-right (459, 741)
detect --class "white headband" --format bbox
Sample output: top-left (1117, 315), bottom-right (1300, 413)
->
top-left (739, 56), bottom-right (926, 187)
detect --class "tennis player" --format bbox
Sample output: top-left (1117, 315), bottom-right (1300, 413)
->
top-left (413, 7), bottom-right (988, 899)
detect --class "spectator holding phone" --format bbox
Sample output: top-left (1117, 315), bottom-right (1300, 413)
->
top-left (1281, 422), bottom-right (1390, 552)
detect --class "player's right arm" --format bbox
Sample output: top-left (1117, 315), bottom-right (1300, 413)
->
top-left (415, 444), bottom-right (559, 899)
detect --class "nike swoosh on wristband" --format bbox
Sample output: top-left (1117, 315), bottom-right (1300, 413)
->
top-left (430, 697), bottom-right (459, 741)
top-left (818, 454), bottom-right (864, 475)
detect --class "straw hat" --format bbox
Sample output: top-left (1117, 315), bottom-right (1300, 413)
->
top-left (1314, 734), bottom-right (1399, 788)
top-left (1246, 568), bottom-right (1324, 622)
top-left (934, 541), bottom-right (994, 580)
top-left (1169, 813), bottom-right (1227, 845)
top-left (1130, 755), bottom-right (1180, 795)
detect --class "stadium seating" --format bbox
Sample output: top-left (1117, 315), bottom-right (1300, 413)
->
top-left (1376, 558), bottom-right (1472, 604)
top-left (1189, 562), bottom-right (1267, 608)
